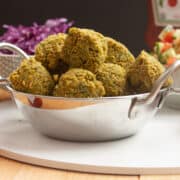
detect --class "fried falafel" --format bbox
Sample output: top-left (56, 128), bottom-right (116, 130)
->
top-left (105, 37), bottom-right (135, 71)
top-left (62, 27), bottom-right (107, 73)
top-left (96, 63), bottom-right (127, 96)
top-left (128, 50), bottom-right (172, 93)
top-left (35, 33), bottom-right (67, 72)
top-left (9, 58), bottom-right (55, 95)
top-left (53, 68), bottom-right (105, 98)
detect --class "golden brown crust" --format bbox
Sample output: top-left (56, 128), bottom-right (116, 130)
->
top-left (96, 63), bottom-right (127, 96)
top-left (105, 37), bottom-right (135, 71)
top-left (35, 33), bottom-right (67, 71)
top-left (128, 50), bottom-right (172, 93)
top-left (62, 27), bottom-right (107, 73)
top-left (53, 68), bottom-right (105, 98)
top-left (9, 58), bottom-right (55, 95)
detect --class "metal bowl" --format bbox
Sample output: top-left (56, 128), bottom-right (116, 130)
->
top-left (0, 43), bottom-right (180, 142)
top-left (6, 87), bottom-right (161, 141)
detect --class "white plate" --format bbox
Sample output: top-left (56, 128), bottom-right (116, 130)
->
top-left (1, 100), bottom-right (180, 174)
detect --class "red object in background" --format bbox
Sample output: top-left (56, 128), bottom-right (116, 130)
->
top-left (145, 0), bottom-right (162, 50)
top-left (145, 0), bottom-right (180, 50)
top-left (168, 0), bottom-right (178, 7)
top-left (162, 31), bottom-right (175, 43)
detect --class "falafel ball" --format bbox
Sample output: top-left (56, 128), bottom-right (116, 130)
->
top-left (62, 27), bottom-right (107, 73)
top-left (96, 63), bottom-right (127, 96)
top-left (35, 33), bottom-right (67, 72)
top-left (105, 37), bottom-right (135, 71)
top-left (128, 50), bottom-right (172, 93)
top-left (53, 68), bottom-right (105, 98)
top-left (9, 58), bottom-right (55, 95)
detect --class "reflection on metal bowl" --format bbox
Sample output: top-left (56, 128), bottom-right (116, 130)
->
top-left (4, 85), bottom-right (169, 141)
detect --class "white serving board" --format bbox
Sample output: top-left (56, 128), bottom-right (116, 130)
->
top-left (1, 101), bottom-right (180, 175)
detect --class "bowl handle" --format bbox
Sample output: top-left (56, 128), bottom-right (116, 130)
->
top-left (0, 42), bottom-right (29, 89)
top-left (0, 42), bottom-right (29, 86)
top-left (0, 76), bottom-right (9, 85)
top-left (128, 60), bottom-right (180, 119)
top-left (0, 42), bottom-right (29, 59)
top-left (0, 75), bottom-right (10, 91)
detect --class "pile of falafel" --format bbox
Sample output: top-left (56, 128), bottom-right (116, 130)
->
top-left (9, 27), bottom-right (171, 98)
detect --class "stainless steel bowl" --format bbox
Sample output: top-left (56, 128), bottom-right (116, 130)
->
top-left (0, 42), bottom-right (180, 142)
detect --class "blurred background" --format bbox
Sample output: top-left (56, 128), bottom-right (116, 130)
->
top-left (0, 0), bottom-right (148, 55)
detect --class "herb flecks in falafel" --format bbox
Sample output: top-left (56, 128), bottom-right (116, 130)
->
top-left (53, 68), bottom-right (105, 98)
top-left (35, 33), bottom-right (67, 72)
top-left (128, 50), bottom-right (172, 93)
top-left (96, 63), bottom-right (127, 96)
top-left (105, 37), bottom-right (135, 71)
top-left (62, 27), bottom-right (107, 73)
top-left (9, 58), bottom-right (55, 95)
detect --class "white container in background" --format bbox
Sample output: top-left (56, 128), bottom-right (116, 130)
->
top-left (165, 69), bottom-right (180, 109)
